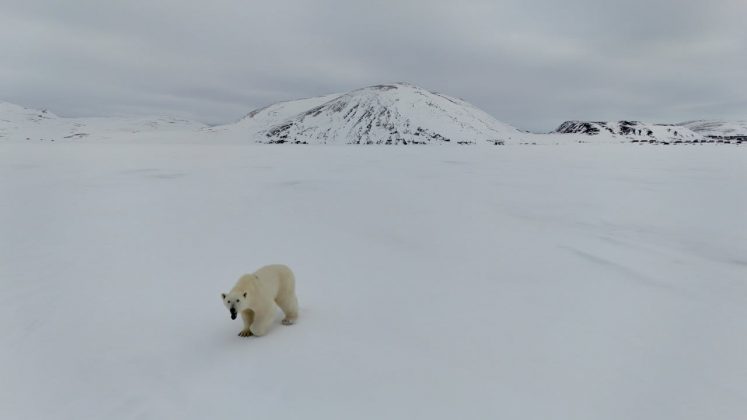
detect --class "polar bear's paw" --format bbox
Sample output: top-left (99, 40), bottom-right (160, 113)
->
top-left (238, 329), bottom-right (254, 337)
top-left (281, 318), bottom-right (296, 326)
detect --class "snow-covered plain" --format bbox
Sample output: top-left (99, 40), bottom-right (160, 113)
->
top-left (1, 143), bottom-right (746, 420)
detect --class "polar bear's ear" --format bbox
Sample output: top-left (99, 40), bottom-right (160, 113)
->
top-left (243, 292), bottom-right (247, 298)
top-left (221, 293), bottom-right (226, 299)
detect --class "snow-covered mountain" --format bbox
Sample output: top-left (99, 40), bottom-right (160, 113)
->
top-left (4, 92), bottom-right (744, 146)
top-left (256, 83), bottom-right (520, 145)
top-left (679, 120), bottom-right (747, 141)
top-left (6, 84), bottom-right (524, 145)
top-left (0, 101), bottom-right (205, 142)
top-left (554, 120), bottom-right (704, 143)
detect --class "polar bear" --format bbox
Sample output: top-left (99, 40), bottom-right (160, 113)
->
top-left (221, 264), bottom-right (298, 337)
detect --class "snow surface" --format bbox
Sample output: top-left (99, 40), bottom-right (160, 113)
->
top-left (2, 143), bottom-right (746, 420)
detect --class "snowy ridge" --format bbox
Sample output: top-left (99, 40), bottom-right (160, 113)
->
top-left (0, 102), bottom-right (69, 140)
top-left (0, 101), bottom-right (60, 121)
top-left (555, 120), bottom-right (704, 143)
top-left (0, 101), bottom-right (205, 142)
top-left (207, 94), bottom-right (341, 139)
top-left (679, 120), bottom-right (747, 141)
top-left (259, 83), bottom-right (520, 145)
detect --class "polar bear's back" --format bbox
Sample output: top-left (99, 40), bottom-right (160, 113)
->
top-left (255, 264), bottom-right (295, 296)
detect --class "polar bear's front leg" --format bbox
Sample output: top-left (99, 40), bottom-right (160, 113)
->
top-left (238, 310), bottom-right (254, 337)
top-left (249, 306), bottom-right (275, 337)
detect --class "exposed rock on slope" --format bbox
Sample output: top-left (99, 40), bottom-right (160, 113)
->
top-left (555, 120), bottom-right (703, 143)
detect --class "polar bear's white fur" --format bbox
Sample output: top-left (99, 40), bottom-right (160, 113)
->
top-left (221, 264), bottom-right (298, 337)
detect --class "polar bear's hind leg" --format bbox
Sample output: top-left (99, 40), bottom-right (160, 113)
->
top-left (276, 294), bottom-right (298, 325)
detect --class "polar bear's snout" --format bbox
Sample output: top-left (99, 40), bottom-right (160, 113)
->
top-left (221, 292), bottom-right (247, 321)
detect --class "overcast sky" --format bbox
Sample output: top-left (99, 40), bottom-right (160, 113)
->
top-left (1, 0), bottom-right (745, 131)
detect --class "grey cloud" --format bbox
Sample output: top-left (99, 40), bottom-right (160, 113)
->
top-left (1, 0), bottom-right (745, 131)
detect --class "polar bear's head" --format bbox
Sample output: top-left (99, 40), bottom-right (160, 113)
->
top-left (221, 292), bottom-right (248, 320)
